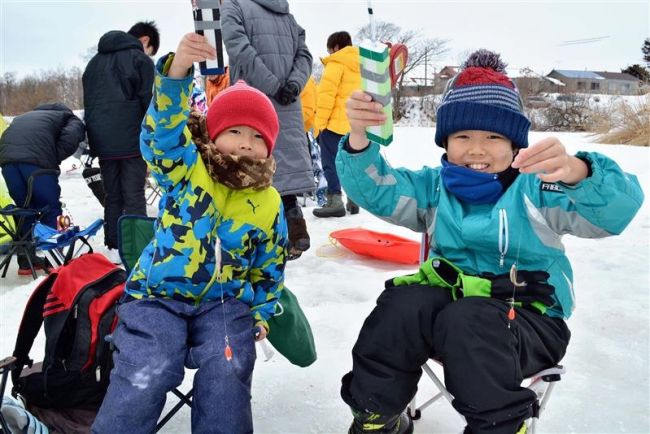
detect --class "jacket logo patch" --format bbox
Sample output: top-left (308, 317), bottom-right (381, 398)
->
top-left (247, 199), bottom-right (260, 214)
top-left (540, 182), bottom-right (563, 193)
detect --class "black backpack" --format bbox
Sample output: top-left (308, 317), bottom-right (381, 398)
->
top-left (11, 253), bottom-right (126, 409)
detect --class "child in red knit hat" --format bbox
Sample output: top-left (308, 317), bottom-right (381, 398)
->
top-left (92, 33), bottom-right (288, 434)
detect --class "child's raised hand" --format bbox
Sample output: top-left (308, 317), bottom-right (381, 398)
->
top-left (346, 91), bottom-right (387, 150)
top-left (168, 33), bottom-right (217, 79)
top-left (512, 137), bottom-right (588, 185)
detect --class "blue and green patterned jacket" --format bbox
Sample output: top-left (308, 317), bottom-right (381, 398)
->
top-left (126, 57), bottom-right (288, 327)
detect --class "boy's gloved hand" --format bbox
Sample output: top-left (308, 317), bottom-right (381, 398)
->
top-left (275, 81), bottom-right (300, 105)
top-left (480, 270), bottom-right (556, 309)
top-left (391, 257), bottom-right (556, 312)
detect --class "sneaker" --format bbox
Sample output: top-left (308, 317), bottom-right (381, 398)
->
top-left (106, 248), bottom-right (122, 265)
top-left (348, 410), bottom-right (413, 434)
top-left (17, 256), bottom-right (52, 276)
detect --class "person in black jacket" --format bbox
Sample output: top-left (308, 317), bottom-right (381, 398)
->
top-left (82, 21), bottom-right (159, 264)
top-left (0, 102), bottom-right (85, 274)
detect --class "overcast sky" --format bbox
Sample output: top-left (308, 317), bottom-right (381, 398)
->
top-left (1, 0), bottom-right (648, 79)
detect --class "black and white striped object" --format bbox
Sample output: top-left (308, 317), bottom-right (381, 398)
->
top-left (192, 0), bottom-right (224, 75)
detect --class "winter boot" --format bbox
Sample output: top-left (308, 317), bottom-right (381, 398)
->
top-left (17, 253), bottom-right (51, 276)
top-left (313, 193), bottom-right (346, 218)
top-left (348, 409), bottom-right (413, 434)
top-left (346, 198), bottom-right (360, 215)
top-left (286, 206), bottom-right (310, 260)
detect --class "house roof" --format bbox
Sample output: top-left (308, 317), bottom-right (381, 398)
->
top-left (551, 70), bottom-right (604, 79)
top-left (594, 71), bottom-right (641, 82)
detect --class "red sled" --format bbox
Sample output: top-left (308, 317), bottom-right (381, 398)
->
top-left (330, 228), bottom-right (421, 265)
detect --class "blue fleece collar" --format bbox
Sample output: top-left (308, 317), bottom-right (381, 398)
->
top-left (440, 155), bottom-right (518, 204)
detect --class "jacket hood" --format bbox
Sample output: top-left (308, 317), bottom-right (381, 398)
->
top-left (321, 46), bottom-right (360, 73)
top-left (251, 0), bottom-right (289, 14)
top-left (98, 30), bottom-right (143, 54)
top-left (34, 102), bottom-right (73, 113)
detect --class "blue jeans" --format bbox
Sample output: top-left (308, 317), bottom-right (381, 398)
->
top-left (318, 129), bottom-right (344, 195)
top-left (1, 163), bottom-right (61, 236)
top-left (92, 297), bottom-right (256, 434)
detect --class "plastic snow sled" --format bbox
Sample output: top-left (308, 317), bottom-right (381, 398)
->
top-left (330, 228), bottom-right (421, 265)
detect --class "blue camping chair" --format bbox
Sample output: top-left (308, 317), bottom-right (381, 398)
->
top-left (32, 218), bottom-right (104, 267)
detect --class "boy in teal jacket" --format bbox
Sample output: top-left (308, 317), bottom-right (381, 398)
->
top-left (337, 50), bottom-right (644, 434)
top-left (93, 33), bottom-right (287, 434)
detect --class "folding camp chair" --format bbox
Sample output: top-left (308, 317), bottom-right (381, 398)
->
top-left (145, 175), bottom-right (163, 206)
top-left (117, 215), bottom-right (193, 433)
top-left (0, 169), bottom-right (59, 279)
top-left (407, 233), bottom-right (566, 433)
top-left (32, 218), bottom-right (104, 267)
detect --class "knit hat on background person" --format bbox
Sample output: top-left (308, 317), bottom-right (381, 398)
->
top-left (435, 49), bottom-right (531, 149)
top-left (205, 80), bottom-right (279, 156)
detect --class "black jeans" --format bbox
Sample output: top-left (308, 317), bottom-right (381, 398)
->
top-left (341, 283), bottom-right (570, 434)
top-left (99, 156), bottom-right (147, 249)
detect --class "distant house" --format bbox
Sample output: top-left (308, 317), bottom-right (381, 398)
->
top-left (546, 70), bottom-right (641, 95)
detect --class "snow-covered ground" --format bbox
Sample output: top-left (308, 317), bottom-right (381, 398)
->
top-left (0, 128), bottom-right (648, 434)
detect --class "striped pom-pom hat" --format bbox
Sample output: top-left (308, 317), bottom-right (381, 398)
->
top-left (435, 49), bottom-right (531, 148)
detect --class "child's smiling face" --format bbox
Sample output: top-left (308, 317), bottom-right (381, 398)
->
top-left (213, 125), bottom-right (268, 159)
top-left (446, 130), bottom-right (516, 174)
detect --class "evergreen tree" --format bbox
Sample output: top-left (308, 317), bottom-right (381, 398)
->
top-left (621, 64), bottom-right (650, 82)
top-left (643, 38), bottom-right (650, 65)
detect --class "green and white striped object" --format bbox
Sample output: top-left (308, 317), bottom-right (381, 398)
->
top-left (359, 40), bottom-right (393, 146)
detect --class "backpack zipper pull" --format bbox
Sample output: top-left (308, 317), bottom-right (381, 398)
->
top-left (74, 304), bottom-right (78, 318)
top-left (96, 366), bottom-right (101, 382)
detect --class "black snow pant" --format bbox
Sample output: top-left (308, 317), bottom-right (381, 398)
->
top-left (99, 156), bottom-right (147, 249)
top-left (341, 283), bottom-right (570, 434)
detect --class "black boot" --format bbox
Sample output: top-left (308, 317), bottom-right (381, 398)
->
top-left (348, 409), bottom-right (413, 434)
top-left (286, 206), bottom-right (310, 260)
top-left (346, 198), bottom-right (360, 215)
top-left (17, 253), bottom-right (51, 276)
top-left (313, 193), bottom-right (346, 218)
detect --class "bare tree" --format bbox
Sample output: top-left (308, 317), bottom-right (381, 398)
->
top-left (0, 68), bottom-right (83, 115)
top-left (355, 21), bottom-right (449, 120)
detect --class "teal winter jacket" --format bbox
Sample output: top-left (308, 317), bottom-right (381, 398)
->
top-left (336, 139), bottom-right (644, 319)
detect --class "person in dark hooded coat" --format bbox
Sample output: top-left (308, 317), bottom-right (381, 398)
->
top-left (82, 20), bottom-right (159, 263)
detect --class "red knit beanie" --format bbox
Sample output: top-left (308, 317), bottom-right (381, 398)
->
top-left (205, 80), bottom-right (279, 156)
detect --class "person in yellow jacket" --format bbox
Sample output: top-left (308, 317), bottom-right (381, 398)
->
top-left (313, 31), bottom-right (361, 218)
top-left (301, 76), bottom-right (317, 133)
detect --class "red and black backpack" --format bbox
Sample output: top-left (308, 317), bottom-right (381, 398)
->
top-left (11, 253), bottom-right (126, 409)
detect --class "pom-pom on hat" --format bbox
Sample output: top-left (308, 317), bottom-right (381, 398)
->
top-left (206, 80), bottom-right (279, 156)
top-left (435, 49), bottom-right (531, 148)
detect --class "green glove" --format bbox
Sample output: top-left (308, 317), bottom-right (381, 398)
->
top-left (391, 257), bottom-right (492, 300)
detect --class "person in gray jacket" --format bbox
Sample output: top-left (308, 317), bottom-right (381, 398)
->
top-left (221, 0), bottom-right (313, 260)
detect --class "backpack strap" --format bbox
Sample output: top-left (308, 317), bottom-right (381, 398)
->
top-left (11, 273), bottom-right (58, 390)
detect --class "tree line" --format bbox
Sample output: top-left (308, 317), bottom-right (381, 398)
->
top-left (1, 68), bottom-right (84, 116)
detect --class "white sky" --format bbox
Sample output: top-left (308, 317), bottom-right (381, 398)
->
top-left (1, 0), bottom-right (649, 78)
